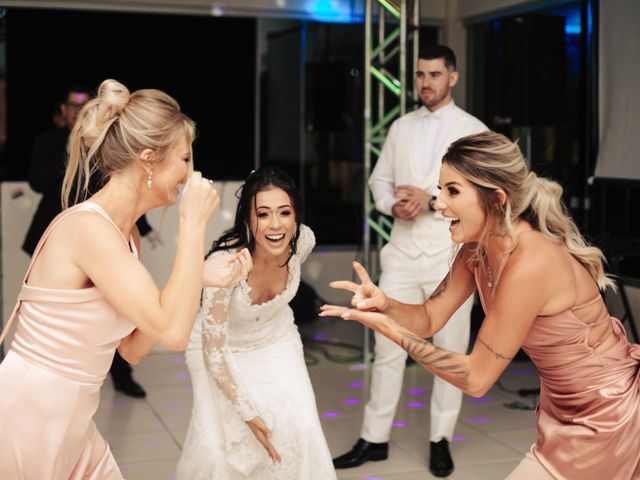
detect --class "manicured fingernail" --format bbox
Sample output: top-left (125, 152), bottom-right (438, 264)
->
top-left (342, 312), bottom-right (351, 319)
top-left (357, 302), bottom-right (366, 309)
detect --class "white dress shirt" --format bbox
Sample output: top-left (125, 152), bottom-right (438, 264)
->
top-left (369, 100), bottom-right (459, 216)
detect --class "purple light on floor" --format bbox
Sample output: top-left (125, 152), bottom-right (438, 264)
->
top-left (112, 399), bottom-right (126, 409)
top-left (363, 476), bottom-right (382, 480)
top-left (344, 398), bottom-right (361, 405)
top-left (323, 411), bottom-right (340, 417)
top-left (407, 387), bottom-right (427, 395)
top-left (466, 417), bottom-right (491, 423)
top-left (119, 464), bottom-right (133, 470)
top-left (468, 396), bottom-right (492, 404)
top-left (312, 332), bottom-right (329, 341)
top-left (405, 401), bottom-right (425, 408)
top-left (174, 355), bottom-right (185, 365)
top-left (183, 385), bottom-right (193, 393)
top-left (145, 441), bottom-right (159, 449)
top-left (392, 421), bottom-right (407, 428)
top-left (350, 363), bottom-right (366, 371)
top-left (453, 435), bottom-right (465, 442)
top-left (177, 372), bottom-right (188, 379)
top-left (349, 381), bottom-right (364, 388)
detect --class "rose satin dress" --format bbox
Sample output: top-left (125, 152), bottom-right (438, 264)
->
top-left (0, 202), bottom-right (135, 479)
top-left (476, 248), bottom-right (640, 480)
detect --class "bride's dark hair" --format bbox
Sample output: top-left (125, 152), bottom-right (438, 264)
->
top-left (206, 166), bottom-right (304, 267)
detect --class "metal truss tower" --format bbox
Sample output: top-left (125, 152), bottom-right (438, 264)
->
top-left (362, 0), bottom-right (419, 361)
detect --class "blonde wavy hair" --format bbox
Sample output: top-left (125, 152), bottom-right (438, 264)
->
top-left (443, 130), bottom-right (613, 290)
top-left (62, 79), bottom-right (195, 208)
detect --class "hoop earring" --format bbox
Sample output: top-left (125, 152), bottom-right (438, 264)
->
top-left (146, 171), bottom-right (154, 189)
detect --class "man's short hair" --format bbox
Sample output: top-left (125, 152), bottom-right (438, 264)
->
top-left (60, 83), bottom-right (91, 105)
top-left (418, 44), bottom-right (457, 71)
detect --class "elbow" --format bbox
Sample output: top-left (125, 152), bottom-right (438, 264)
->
top-left (465, 374), bottom-right (493, 398)
top-left (162, 330), bottom-right (190, 351)
top-left (125, 354), bottom-right (143, 366)
top-left (466, 385), bottom-right (491, 398)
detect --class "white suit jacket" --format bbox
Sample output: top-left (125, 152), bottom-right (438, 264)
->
top-left (369, 103), bottom-right (487, 259)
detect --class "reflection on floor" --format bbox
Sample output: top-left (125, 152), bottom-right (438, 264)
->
top-left (98, 316), bottom-right (540, 479)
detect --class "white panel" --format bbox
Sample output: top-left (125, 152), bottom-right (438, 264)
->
top-left (1, 182), bottom-right (39, 350)
top-left (595, 0), bottom-right (640, 180)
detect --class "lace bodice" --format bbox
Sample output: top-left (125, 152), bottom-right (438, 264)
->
top-left (188, 225), bottom-right (315, 421)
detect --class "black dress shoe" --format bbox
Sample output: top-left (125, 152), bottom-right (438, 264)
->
top-left (113, 377), bottom-right (147, 398)
top-left (333, 438), bottom-right (389, 469)
top-left (429, 439), bottom-right (454, 477)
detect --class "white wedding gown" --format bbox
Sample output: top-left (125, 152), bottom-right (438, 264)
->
top-left (177, 225), bottom-right (336, 480)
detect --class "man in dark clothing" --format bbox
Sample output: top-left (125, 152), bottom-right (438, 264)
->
top-left (23, 85), bottom-right (150, 399)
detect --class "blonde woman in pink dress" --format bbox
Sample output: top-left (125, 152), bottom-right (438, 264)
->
top-left (322, 131), bottom-right (640, 479)
top-left (0, 79), bottom-right (251, 480)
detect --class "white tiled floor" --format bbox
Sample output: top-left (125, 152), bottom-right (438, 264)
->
top-left (99, 316), bottom-right (540, 480)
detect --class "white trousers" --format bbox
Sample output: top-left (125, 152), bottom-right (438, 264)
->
top-left (361, 243), bottom-right (472, 443)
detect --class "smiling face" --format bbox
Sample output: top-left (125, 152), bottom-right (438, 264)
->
top-left (435, 163), bottom-right (488, 244)
top-left (249, 186), bottom-right (296, 259)
top-left (149, 134), bottom-right (191, 205)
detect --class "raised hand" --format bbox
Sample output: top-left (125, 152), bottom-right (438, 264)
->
top-left (203, 248), bottom-right (252, 288)
top-left (179, 171), bottom-right (220, 228)
top-left (246, 416), bottom-right (282, 464)
top-left (320, 261), bottom-right (390, 314)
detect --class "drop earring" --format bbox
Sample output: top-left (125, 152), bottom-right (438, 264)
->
top-left (146, 171), bottom-right (154, 189)
top-left (245, 224), bottom-right (251, 243)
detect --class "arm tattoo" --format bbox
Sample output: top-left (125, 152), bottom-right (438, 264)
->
top-left (398, 329), bottom-right (469, 386)
top-left (477, 336), bottom-right (513, 360)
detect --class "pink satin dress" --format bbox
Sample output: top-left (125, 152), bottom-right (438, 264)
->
top-left (477, 251), bottom-right (640, 480)
top-left (0, 202), bottom-right (136, 479)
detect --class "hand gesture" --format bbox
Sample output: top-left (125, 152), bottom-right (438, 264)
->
top-left (203, 248), bottom-right (252, 288)
top-left (179, 171), bottom-right (220, 228)
top-left (319, 261), bottom-right (391, 315)
top-left (392, 185), bottom-right (431, 221)
top-left (246, 416), bottom-right (282, 464)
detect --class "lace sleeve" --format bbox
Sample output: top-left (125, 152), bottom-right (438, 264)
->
top-left (200, 286), bottom-right (257, 422)
top-left (295, 224), bottom-right (316, 263)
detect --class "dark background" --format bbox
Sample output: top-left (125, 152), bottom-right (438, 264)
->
top-left (1, 8), bottom-right (256, 182)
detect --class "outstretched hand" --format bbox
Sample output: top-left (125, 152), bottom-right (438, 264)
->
top-left (203, 248), bottom-right (252, 288)
top-left (321, 261), bottom-right (390, 312)
top-left (246, 416), bottom-right (282, 464)
top-left (319, 261), bottom-right (394, 332)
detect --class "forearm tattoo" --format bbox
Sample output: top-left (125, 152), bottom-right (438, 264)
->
top-left (477, 336), bottom-right (513, 360)
top-left (398, 329), bottom-right (469, 386)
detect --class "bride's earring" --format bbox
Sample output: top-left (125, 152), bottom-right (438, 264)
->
top-left (245, 224), bottom-right (251, 243)
top-left (146, 171), bottom-right (154, 189)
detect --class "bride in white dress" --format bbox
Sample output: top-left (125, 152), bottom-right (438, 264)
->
top-left (177, 167), bottom-right (336, 480)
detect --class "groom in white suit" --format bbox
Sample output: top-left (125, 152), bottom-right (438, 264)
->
top-left (333, 45), bottom-right (486, 477)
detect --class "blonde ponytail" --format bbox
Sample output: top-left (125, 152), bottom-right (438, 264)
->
top-left (443, 131), bottom-right (614, 290)
top-left (62, 79), bottom-right (195, 208)
top-left (530, 176), bottom-right (613, 290)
